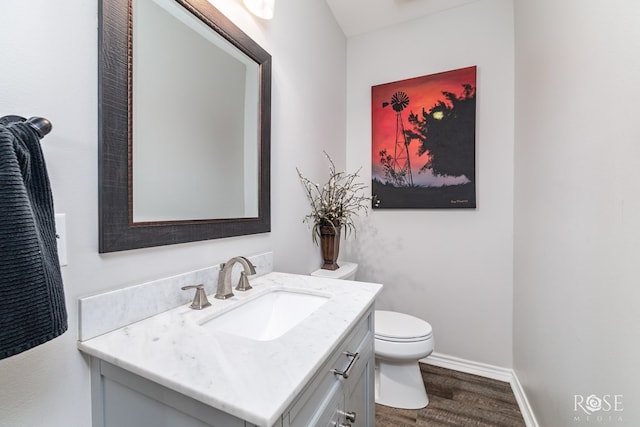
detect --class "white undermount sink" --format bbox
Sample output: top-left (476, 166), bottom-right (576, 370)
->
top-left (199, 289), bottom-right (330, 341)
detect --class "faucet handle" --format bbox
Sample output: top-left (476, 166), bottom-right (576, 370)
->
top-left (235, 271), bottom-right (253, 292)
top-left (181, 284), bottom-right (211, 310)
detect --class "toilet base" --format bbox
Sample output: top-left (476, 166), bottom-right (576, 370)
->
top-left (375, 358), bottom-right (429, 409)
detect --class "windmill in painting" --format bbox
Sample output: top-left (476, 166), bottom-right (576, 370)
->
top-left (382, 91), bottom-right (414, 187)
top-left (371, 66), bottom-right (477, 209)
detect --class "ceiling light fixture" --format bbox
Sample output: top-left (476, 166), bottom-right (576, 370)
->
top-left (243, 0), bottom-right (274, 20)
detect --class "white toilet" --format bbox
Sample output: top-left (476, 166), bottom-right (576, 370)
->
top-left (310, 263), bottom-right (434, 410)
top-left (374, 310), bottom-right (433, 409)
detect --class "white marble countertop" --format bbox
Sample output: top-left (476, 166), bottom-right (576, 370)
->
top-left (78, 272), bottom-right (382, 427)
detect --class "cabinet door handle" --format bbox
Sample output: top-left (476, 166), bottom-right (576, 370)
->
top-left (345, 411), bottom-right (356, 422)
top-left (338, 410), bottom-right (356, 422)
top-left (330, 351), bottom-right (359, 379)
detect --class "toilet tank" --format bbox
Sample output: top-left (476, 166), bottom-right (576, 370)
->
top-left (310, 262), bottom-right (358, 280)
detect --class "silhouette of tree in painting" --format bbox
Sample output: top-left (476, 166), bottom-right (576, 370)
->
top-left (406, 84), bottom-right (476, 181)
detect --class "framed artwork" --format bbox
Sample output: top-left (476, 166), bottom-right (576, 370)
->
top-left (371, 66), bottom-right (477, 209)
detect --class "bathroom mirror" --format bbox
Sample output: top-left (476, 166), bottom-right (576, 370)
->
top-left (99, 0), bottom-right (271, 253)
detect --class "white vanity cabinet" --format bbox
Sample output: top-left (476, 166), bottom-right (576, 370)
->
top-left (286, 305), bottom-right (374, 427)
top-left (87, 305), bottom-right (375, 427)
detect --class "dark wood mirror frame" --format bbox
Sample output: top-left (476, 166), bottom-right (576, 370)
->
top-left (98, 0), bottom-right (271, 253)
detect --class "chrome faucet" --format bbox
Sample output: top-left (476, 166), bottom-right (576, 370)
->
top-left (215, 256), bottom-right (257, 300)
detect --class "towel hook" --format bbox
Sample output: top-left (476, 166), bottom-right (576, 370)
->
top-left (0, 115), bottom-right (52, 138)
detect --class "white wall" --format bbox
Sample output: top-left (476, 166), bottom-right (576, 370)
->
top-left (266, 0), bottom-right (348, 273)
top-left (513, 1), bottom-right (640, 425)
top-left (345, 0), bottom-right (515, 368)
top-left (0, 0), bottom-right (346, 425)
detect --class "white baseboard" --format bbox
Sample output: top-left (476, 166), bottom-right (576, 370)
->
top-left (420, 352), bottom-right (539, 427)
top-left (509, 369), bottom-right (540, 427)
top-left (422, 352), bottom-right (513, 382)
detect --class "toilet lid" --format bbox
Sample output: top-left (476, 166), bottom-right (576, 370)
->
top-left (375, 310), bottom-right (432, 342)
top-left (310, 262), bottom-right (358, 279)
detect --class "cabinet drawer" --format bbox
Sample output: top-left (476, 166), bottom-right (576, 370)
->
top-left (287, 309), bottom-right (372, 427)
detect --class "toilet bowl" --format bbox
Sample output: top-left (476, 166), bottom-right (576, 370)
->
top-left (374, 310), bottom-right (433, 409)
top-left (310, 263), bottom-right (434, 410)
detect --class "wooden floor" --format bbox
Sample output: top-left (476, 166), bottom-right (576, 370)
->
top-left (375, 363), bottom-right (525, 427)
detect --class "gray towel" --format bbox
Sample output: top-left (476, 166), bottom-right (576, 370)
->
top-left (0, 121), bottom-right (67, 360)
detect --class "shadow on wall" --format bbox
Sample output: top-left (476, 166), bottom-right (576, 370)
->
top-left (343, 215), bottom-right (440, 316)
top-left (343, 216), bottom-right (407, 297)
top-left (342, 216), bottom-right (385, 280)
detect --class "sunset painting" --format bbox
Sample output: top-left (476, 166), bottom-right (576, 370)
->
top-left (371, 66), bottom-right (477, 209)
